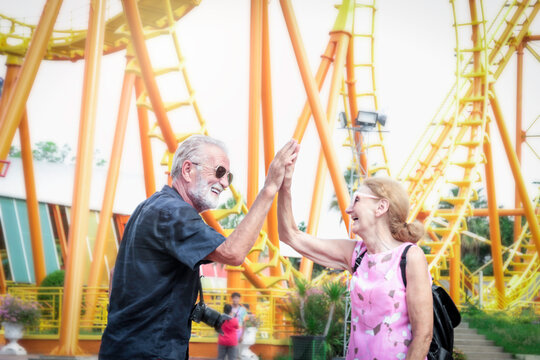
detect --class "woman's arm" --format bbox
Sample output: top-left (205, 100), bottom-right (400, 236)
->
top-left (405, 246), bottom-right (433, 360)
top-left (277, 162), bottom-right (356, 271)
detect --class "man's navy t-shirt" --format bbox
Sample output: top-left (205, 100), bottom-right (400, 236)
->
top-left (99, 185), bottom-right (226, 360)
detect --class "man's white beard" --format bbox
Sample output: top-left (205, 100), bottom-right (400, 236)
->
top-left (188, 174), bottom-right (222, 211)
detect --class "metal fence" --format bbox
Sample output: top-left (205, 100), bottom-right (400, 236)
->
top-left (2, 286), bottom-right (296, 343)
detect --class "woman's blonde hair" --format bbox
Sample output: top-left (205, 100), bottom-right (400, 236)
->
top-left (363, 177), bottom-right (424, 243)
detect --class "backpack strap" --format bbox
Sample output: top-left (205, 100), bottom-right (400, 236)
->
top-left (352, 249), bottom-right (368, 273)
top-left (400, 244), bottom-right (414, 287)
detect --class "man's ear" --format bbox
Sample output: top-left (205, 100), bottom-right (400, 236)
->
top-left (375, 198), bottom-right (390, 217)
top-left (181, 160), bottom-right (194, 183)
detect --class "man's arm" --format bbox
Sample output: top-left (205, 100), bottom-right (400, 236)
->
top-left (206, 139), bottom-right (299, 265)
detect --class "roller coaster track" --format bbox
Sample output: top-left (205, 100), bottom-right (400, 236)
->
top-left (340, 0), bottom-right (391, 183)
top-left (397, 0), bottom-right (539, 295)
top-left (0, 0), bottom-right (199, 61)
top-left (476, 190), bottom-right (540, 310)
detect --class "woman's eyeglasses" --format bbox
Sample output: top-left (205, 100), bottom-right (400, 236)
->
top-left (353, 192), bottom-right (380, 202)
top-left (191, 162), bottom-right (233, 185)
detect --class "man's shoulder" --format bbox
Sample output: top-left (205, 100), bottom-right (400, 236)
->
top-left (147, 186), bottom-right (194, 212)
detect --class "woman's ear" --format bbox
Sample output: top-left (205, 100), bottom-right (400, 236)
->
top-left (375, 198), bottom-right (390, 217)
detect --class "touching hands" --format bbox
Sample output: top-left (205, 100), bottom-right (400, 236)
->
top-left (264, 139), bottom-right (300, 193)
top-left (281, 143), bottom-right (298, 191)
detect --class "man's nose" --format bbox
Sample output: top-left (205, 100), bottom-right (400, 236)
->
top-left (219, 175), bottom-right (229, 188)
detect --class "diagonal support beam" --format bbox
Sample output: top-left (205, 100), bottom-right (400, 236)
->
top-left (280, 0), bottom-right (351, 231)
top-left (122, 0), bottom-right (177, 153)
top-left (0, 0), bottom-right (63, 170)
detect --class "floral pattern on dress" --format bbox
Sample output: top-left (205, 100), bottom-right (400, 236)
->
top-left (346, 241), bottom-right (427, 360)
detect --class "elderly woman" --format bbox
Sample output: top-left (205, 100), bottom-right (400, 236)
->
top-left (278, 166), bottom-right (433, 360)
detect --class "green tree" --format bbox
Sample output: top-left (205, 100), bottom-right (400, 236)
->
top-left (329, 167), bottom-right (360, 212)
top-left (217, 197), bottom-right (245, 229)
top-left (9, 141), bottom-right (106, 166)
top-left (441, 187), bottom-right (514, 272)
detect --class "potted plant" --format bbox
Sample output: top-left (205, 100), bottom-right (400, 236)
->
top-left (282, 277), bottom-right (348, 360)
top-left (244, 313), bottom-right (262, 330)
top-left (0, 294), bottom-right (41, 355)
top-left (239, 313), bottom-right (262, 360)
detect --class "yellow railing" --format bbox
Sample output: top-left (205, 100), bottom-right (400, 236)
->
top-left (3, 287), bottom-right (109, 338)
top-left (191, 288), bottom-right (295, 344)
top-left (2, 286), bottom-right (296, 343)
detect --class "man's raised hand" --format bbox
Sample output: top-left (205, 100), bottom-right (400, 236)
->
top-left (264, 139), bottom-right (299, 193)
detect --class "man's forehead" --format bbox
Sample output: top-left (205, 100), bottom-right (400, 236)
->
top-left (203, 144), bottom-right (229, 160)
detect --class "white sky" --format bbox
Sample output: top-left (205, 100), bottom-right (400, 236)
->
top-left (1, 0), bottom-right (539, 241)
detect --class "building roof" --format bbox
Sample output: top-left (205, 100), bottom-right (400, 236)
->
top-left (0, 157), bottom-right (148, 215)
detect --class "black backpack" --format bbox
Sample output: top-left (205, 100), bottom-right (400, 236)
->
top-left (352, 244), bottom-right (461, 360)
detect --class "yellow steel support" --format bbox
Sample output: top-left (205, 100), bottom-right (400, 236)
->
top-left (280, 0), bottom-right (351, 232)
top-left (483, 124), bottom-right (505, 307)
top-left (85, 59), bottom-right (136, 325)
top-left (0, 0), bottom-right (63, 171)
top-left (52, 0), bottom-right (107, 355)
top-left (514, 42), bottom-right (524, 243)
top-left (20, 110), bottom-right (47, 285)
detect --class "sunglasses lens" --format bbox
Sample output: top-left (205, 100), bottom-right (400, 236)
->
top-left (214, 166), bottom-right (232, 184)
top-left (215, 166), bottom-right (226, 179)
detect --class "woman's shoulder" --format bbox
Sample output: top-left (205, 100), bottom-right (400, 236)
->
top-left (404, 243), bottom-right (427, 262)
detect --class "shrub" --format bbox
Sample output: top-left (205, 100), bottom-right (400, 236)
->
top-left (40, 270), bottom-right (65, 287)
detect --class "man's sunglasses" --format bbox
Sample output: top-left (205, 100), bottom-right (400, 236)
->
top-left (191, 162), bottom-right (233, 185)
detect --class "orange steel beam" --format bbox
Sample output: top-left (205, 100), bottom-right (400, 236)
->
top-left (0, 0), bottom-right (63, 172)
top-left (20, 110), bottom-right (47, 285)
top-left (51, 205), bottom-right (68, 264)
top-left (122, 0), bottom-right (177, 153)
top-left (247, 0), bottom-right (263, 209)
top-left (280, 0), bottom-right (350, 231)
top-left (0, 57), bottom-right (23, 125)
top-left (245, 0), bottom-right (263, 274)
top-left (0, 248), bottom-right (5, 293)
top-left (301, 32), bottom-right (350, 278)
top-left (292, 41), bottom-right (336, 142)
top-left (261, 0), bottom-right (281, 278)
top-left (134, 76), bottom-right (156, 198)
top-left (53, 0), bottom-right (107, 355)
top-left (514, 42), bottom-right (524, 243)
top-left (490, 87), bottom-right (540, 255)
top-left (200, 212), bottom-right (266, 289)
top-left (345, 38), bottom-right (368, 175)
top-left (483, 125), bottom-right (505, 307)
top-left (85, 63), bottom-right (136, 325)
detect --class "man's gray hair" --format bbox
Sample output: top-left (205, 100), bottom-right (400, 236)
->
top-left (170, 135), bottom-right (228, 180)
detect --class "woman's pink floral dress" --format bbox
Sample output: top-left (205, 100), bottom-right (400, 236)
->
top-left (346, 241), bottom-right (427, 360)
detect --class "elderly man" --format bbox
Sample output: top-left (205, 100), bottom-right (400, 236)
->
top-left (99, 135), bottom-right (299, 360)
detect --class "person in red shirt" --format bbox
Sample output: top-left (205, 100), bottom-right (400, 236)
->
top-left (218, 304), bottom-right (239, 360)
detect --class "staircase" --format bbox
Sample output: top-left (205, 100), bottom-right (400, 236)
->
top-left (454, 322), bottom-right (513, 360)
